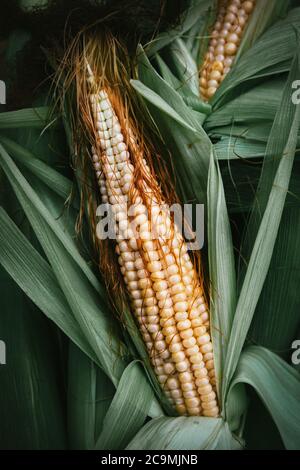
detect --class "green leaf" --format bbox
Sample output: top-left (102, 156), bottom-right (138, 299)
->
top-left (0, 135), bottom-right (75, 204)
top-left (214, 137), bottom-right (266, 161)
top-left (5, 29), bottom-right (31, 76)
top-left (67, 342), bottom-right (97, 449)
top-left (154, 53), bottom-right (211, 114)
top-left (249, 206), bottom-right (300, 352)
top-left (0, 142), bottom-right (102, 295)
top-left (223, 67), bottom-right (300, 396)
top-left (237, 49), bottom-right (300, 352)
top-left (167, 38), bottom-right (200, 97)
top-left (67, 342), bottom-right (114, 449)
top-left (0, 207), bottom-right (97, 363)
top-left (95, 362), bottom-right (154, 450)
top-left (205, 78), bottom-right (285, 131)
top-left (19, 0), bottom-right (49, 10)
top-left (242, 54), bottom-right (300, 257)
top-left (0, 145), bottom-right (162, 420)
top-left (0, 266), bottom-right (67, 449)
top-left (229, 346), bottom-right (300, 449)
top-left (235, 0), bottom-right (291, 61)
top-left (131, 79), bottom-right (197, 133)
top-left (207, 150), bottom-right (236, 402)
top-left (0, 144), bottom-right (129, 384)
top-left (126, 416), bottom-right (242, 450)
top-left (145, 0), bottom-right (212, 57)
top-left (0, 107), bottom-right (51, 129)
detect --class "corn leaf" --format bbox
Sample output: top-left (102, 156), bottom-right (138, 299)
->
top-left (0, 141), bottom-right (163, 420)
top-left (205, 78), bottom-right (285, 131)
top-left (19, 0), bottom-right (49, 10)
top-left (67, 342), bottom-right (114, 450)
top-left (207, 150), bottom-right (236, 401)
top-left (0, 144), bottom-right (129, 384)
top-left (0, 265), bottom-right (67, 449)
top-left (235, 0), bottom-right (291, 61)
top-left (95, 361), bottom-right (154, 450)
top-left (0, 135), bottom-right (75, 204)
top-left (166, 38), bottom-right (200, 97)
top-left (223, 66), bottom-right (300, 396)
top-left (0, 143), bottom-right (102, 294)
top-left (126, 416), bottom-right (242, 450)
top-left (0, 107), bottom-right (51, 129)
top-left (249, 205), bottom-right (300, 352)
top-left (145, 0), bottom-right (211, 57)
top-left (229, 346), bottom-right (300, 450)
top-left (214, 137), bottom-right (266, 161)
top-left (154, 53), bottom-right (210, 114)
top-left (242, 53), bottom-right (300, 258)
top-left (235, 49), bottom-right (300, 352)
top-left (0, 207), bottom-right (98, 363)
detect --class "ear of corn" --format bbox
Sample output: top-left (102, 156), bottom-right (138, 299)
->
top-left (199, 0), bottom-right (256, 100)
top-left (87, 73), bottom-right (219, 417)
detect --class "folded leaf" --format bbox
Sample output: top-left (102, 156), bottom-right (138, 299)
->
top-left (229, 346), bottom-right (300, 449)
top-left (223, 70), bottom-right (300, 395)
top-left (126, 416), bottom-right (242, 450)
top-left (95, 361), bottom-right (155, 450)
top-left (207, 150), bottom-right (236, 402)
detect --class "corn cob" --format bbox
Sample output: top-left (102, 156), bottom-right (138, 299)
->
top-left (200, 0), bottom-right (255, 100)
top-left (87, 68), bottom-right (218, 417)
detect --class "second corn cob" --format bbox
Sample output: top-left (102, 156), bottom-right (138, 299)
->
top-left (200, 0), bottom-right (256, 100)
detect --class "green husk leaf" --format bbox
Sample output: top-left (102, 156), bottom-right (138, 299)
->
top-left (19, 0), bottom-right (49, 10)
top-left (0, 207), bottom-right (97, 364)
top-left (242, 52), bottom-right (300, 259)
top-left (235, 0), bottom-right (291, 61)
top-left (67, 342), bottom-right (97, 449)
top-left (0, 135), bottom-right (76, 204)
top-left (167, 38), bottom-right (200, 97)
top-left (131, 79), bottom-right (198, 133)
top-left (236, 47), bottom-right (300, 351)
top-left (249, 205), bottom-right (300, 352)
top-left (0, 143), bottom-right (128, 384)
top-left (126, 416), bottom-right (242, 450)
top-left (207, 149), bottom-right (236, 402)
top-left (213, 137), bottom-right (266, 161)
top-left (205, 78), bottom-right (285, 131)
top-left (145, 0), bottom-right (212, 57)
top-left (229, 346), bottom-right (300, 449)
top-left (95, 361), bottom-right (154, 450)
top-left (67, 342), bottom-right (114, 450)
top-left (0, 107), bottom-right (51, 129)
